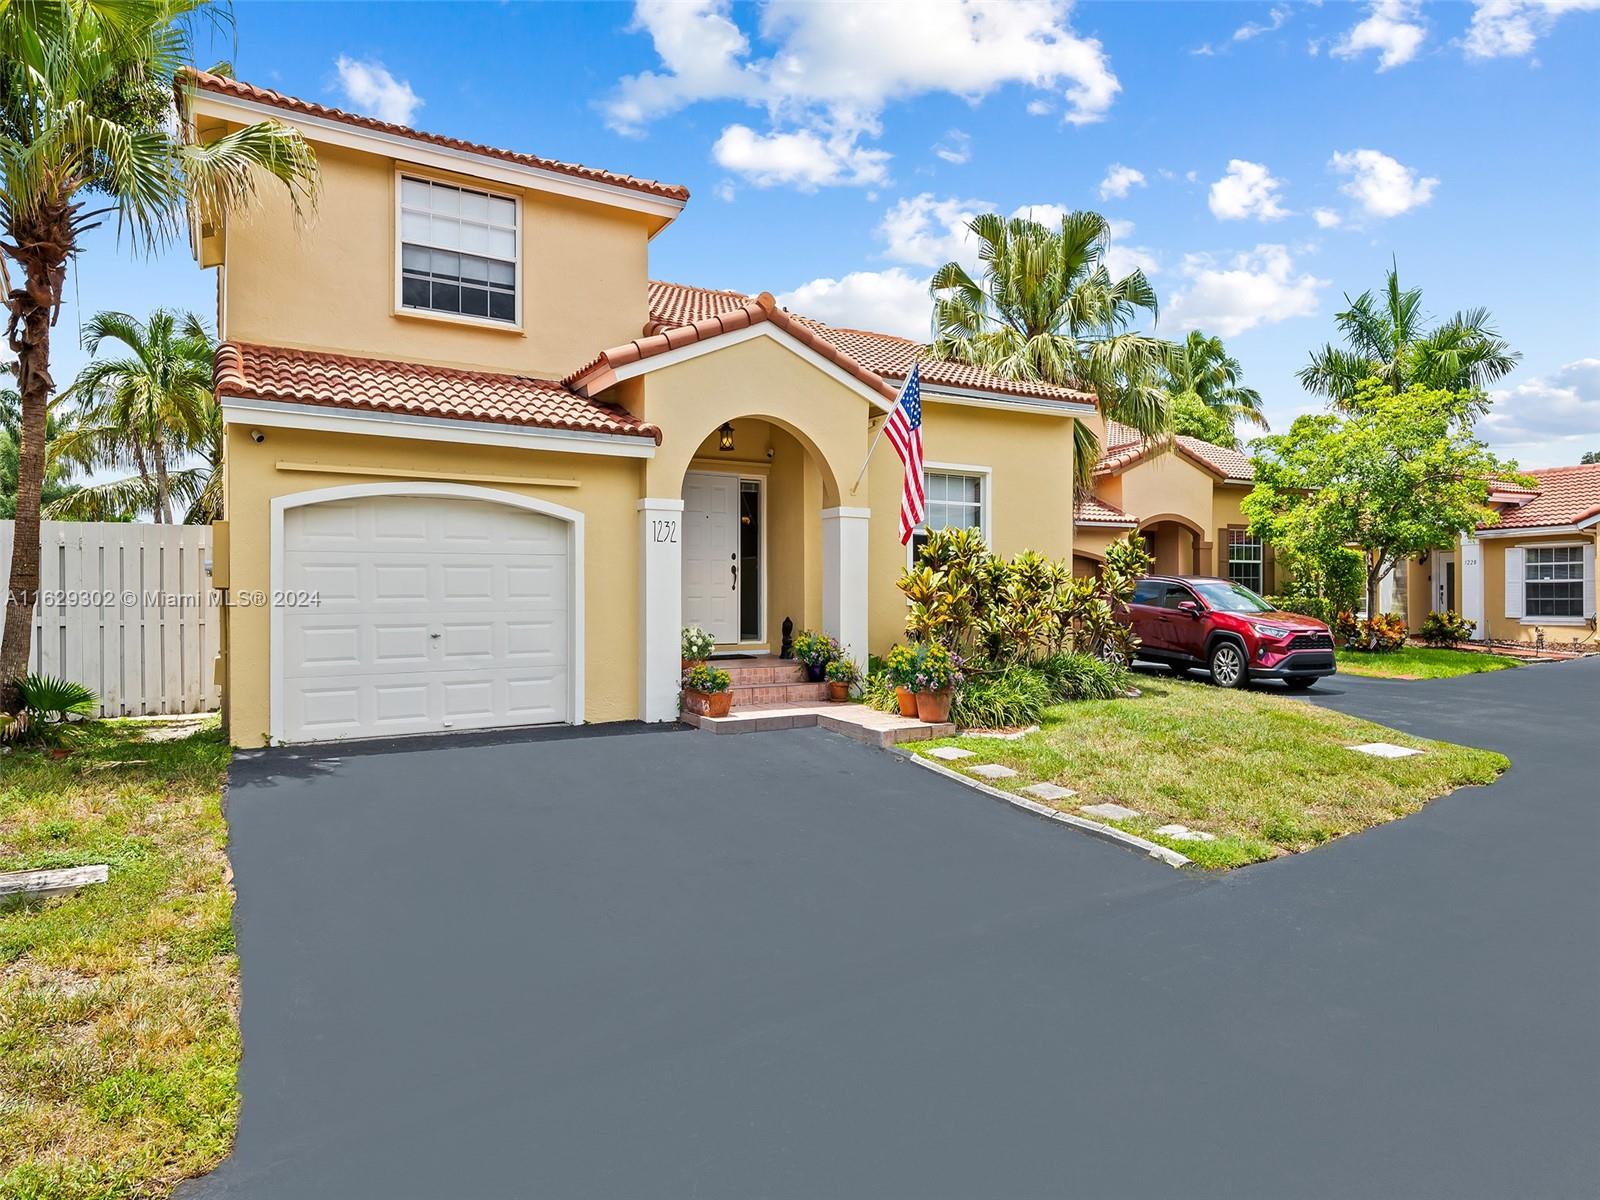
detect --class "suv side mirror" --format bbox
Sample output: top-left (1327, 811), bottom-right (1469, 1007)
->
top-left (1177, 600), bottom-right (1201, 617)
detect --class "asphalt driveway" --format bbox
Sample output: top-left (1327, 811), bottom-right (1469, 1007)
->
top-left (184, 658), bottom-right (1599, 1199)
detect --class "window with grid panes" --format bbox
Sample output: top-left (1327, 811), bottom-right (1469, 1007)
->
top-left (399, 177), bottom-right (517, 323)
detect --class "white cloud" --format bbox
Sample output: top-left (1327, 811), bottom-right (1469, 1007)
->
top-left (1102, 217), bottom-right (1160, 279)
top-left (776, 268), bottom-right (932, 340)
top-left (1311, 207), bottom-right (1344, 228)
top-left (1234, 4), bottom-right (1291, 41)
top-left (605, 0), bottom-right (1120, 188)
top-left (932, 129), bottom-right (972, 165)
top-left (1208, 159), bottom-right (1290, 221)
top-left (1098, 163), bottom-right (1146, 200)
top-left (1463, 0), bottom-right (1600, 60)
top-left (711, 124), bottom-right (890, 189)
top-left (1480, 359), bottom-right (1600, 465)
top-left (1167, 244), bottom-right (1326, 336)
top-left (1329, 148), bottom-right (1438, 218)
top-left (333, 56), bottom-right (422, 126)
top-left (1331, 0), bottom-right (1427, 70)
top-left (879, 193), bottom-right (992, 267)
top-left (1026, 99), bottom-right (1054, 116)
top-left (714, 179), bottom-right (737, 202)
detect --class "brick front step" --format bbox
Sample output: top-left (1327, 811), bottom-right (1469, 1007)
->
top-left (720, 663), bottom-right (810, 685)
top-left (729, 681), bottom-right (830, 705)
top-left (681, 701), bottom-right (955, 747)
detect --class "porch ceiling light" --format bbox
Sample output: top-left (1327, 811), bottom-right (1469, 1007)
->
top-left (718, 422), bottom-right (735, 452)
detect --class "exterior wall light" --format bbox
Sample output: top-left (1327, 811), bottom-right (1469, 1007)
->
top-left (718, 422), bottom-right (735, 452)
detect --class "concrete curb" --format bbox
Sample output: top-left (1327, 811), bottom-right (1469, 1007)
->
top-left (900, 752), bottom-right (1192, 869)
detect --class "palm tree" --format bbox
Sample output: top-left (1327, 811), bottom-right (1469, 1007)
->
top-left (49, 309), bottom-right (215, 523)
top-left (930, 210), bottom-right (1172, 488)
top-left (1160, 330), bottom-right (1266, 446)
top-left (1299, 261), bottom-right (1519, 406)
top-left (0, 0), bottom-right (318, 702)
top-left (1, 378), bottom-right (79, 518)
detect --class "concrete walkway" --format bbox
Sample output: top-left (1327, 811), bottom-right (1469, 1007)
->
top-left (182, 658), bottom-right (1599, 1199)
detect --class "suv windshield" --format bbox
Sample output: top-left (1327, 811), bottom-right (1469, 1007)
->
top-left (1190, 580), bottom-right (1276, 613)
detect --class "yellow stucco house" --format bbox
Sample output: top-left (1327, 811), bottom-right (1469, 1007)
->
top-left (187, 71), bottom-right (1107, 746)
top-left (1394, 465), bottom-right (1598, 647)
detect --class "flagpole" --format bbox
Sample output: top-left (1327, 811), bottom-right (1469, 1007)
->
top-left (849, 366), bottom-right (915, 496)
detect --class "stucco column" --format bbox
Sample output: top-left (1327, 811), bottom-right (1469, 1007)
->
top-left (1459, 535), bottom-right (1485, 639)
top-left (638, 498), bottom-right (684, 722)
top-left (821, 506), bottom-right (871, 667)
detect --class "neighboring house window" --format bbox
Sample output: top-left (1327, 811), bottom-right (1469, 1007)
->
top-left (399, 176), bottom-right (517, 323)
top-left (1525, 546), bottom-right (1585, 617)
top-left (1227, 529), bottom-right (1264, 594)
top-left (911, 470), bottom-right (985, 561)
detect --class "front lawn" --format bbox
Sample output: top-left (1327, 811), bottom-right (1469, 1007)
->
top-left (1, 719), bottom-right (235, 1200)
top-left (1335, 646), bottom-right (1523, 680)
top-left (910, 675), bottom-right (1507, 869)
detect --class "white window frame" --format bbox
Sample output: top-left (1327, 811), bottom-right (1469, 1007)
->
top-left (907, 462), bottom-right (992, 567)
top-left (1522, 542), bottom-right (1588, 624)
top-left (394, 170), bottom-right (523, 332)
top-left (1226, 528), bottom-right (1264, 594)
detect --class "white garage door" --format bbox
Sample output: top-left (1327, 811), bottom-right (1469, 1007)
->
top-left (280, 494), bottom-right (571, 743)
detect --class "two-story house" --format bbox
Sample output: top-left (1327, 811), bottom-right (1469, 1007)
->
top-left (187, 71), bottom-right (1098, 746)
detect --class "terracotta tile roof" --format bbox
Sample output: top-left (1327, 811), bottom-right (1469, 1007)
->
top-left (215, 342), bottom-right (661, 443)
top-left (641, 280), bottom-right (1097, 407)
top-left (1075, 494), bottom-right (1138, 527)
top-left (1092, 420), bottom-right (1254, 482)
top-left (1482, 463), bottom-right (1600, 530)
top-left (181, 69), bottom-right (689, 204)
top-left (567, 292), bottom-right (899, 403)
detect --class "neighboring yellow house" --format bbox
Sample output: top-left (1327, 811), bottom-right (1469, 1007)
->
top-left (1396, 465), bottom-right (1599, 647)
top-left (1073, 421), bottom-right (1276, 594)
top-left (184, 71), bottom-right (1096, 746)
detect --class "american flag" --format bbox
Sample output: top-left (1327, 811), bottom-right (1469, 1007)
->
top-left (883, 365), bottom-right (926, 545)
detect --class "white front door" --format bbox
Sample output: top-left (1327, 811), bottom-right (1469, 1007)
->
top-left (1434, 551), bottom-right (1457, 612)
top-left (682, 471), bottom-right (740, 644)
top-left (280, 494), bottom-right (570, 742)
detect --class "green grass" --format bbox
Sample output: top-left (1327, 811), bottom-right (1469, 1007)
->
top-left (1335, 646), bottom-right (1523, 679)
top-left (911, 675), bottom-right (1508, 869)
top-left (1, 719), bottom-right (235, 1200)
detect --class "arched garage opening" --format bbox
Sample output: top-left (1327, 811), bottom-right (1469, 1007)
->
top-left (269, 482), bottom-right (584, 744)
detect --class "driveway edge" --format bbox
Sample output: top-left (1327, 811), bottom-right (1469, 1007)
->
top-left (900, 752), bottom-right (1192, 868)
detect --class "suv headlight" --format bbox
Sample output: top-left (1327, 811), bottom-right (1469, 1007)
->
top-left (1253, 623), bottom-right (1291, 640)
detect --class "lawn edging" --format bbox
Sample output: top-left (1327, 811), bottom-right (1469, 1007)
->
top-left (901, 751), bottom-right (1192, 868)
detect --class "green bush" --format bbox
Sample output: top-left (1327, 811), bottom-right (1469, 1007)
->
top-left (1, 673), bottom-right (97, 746)
top-left (1420, 609), bottom-right (1475, 647)
top-left (1337, 611), bottom-right (1407, 652)
top-left (951, 666), bottom-right (1054, 728)
top-left (683, 664), bottom-right (731, 693)
top-left (1034, 652), bottom-right (1131, 701)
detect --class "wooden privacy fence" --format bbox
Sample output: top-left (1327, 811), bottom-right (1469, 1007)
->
top-left (0, 521), bottom-right (221, 717)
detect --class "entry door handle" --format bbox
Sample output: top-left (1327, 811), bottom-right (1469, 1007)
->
top-left (730, 559), bottom-right (738, 590)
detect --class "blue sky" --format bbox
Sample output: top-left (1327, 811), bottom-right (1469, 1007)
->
top-left (58, 0), bottom-right (1600, 466)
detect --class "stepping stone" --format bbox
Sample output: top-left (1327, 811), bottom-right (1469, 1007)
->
top-left (1154, 823), bottom-right (1217, 842)
top-left (926, 746), bottom-right (976, 761)
top-left (1023, 782), bottom-right (1077, 802)
top-left (1348, 742), bottom-right (1424, 758)
top-left (1080, 802), bottom-right (1141, 822)
top-left (967, 763), bottom-right (1018, 780)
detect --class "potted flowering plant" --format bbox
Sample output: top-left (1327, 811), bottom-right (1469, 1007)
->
top-left (792, 629), bottom-right (841, 682)
top-left (681, 625), bottom-right (715, 673)
top-left (682, 663), bottom-right (734, 718)
top-left (824, 656), bottom-right (859, 702)
top-left (909, 641), bottom-right (959, 723)
top-left (882, 643), bottom-right (919, 717)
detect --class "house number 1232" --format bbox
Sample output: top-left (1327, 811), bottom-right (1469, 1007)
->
top-left (651, 519), bottom-right (679, 544)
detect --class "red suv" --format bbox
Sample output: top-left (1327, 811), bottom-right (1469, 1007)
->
top-left (1118, 575), bottom-right (1337, 690)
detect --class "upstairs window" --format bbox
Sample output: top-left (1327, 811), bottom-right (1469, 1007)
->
top-left (399, 176), bottom-right (517, 324)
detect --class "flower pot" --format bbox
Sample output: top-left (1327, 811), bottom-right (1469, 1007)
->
top-left (915, 689), bottom-right (953, 723)
top-left (828, 681), bottom-right (849, 702)
top-left (805, 662), bottom-right (827, 682)
top-left (895, 686), bottom-right (919, 718)
top-left (683, 689), bottom-right (732, 718)
top-left (681, 657), bottom-right (706, 674)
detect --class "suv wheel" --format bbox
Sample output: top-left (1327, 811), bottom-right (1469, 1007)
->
top-left (1208, 641), bottom-right (1247, 689)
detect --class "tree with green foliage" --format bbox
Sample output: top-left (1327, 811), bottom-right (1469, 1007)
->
top-left (50, 308), bottom-right (219, 523)
top-left (1, 380), bottom-right (77, 519)
top-left (0, 0), bottom-right (319, 702)
top-left (1298, 262), bottom-right (1519, 407)
top-left (930, 210), bottom-right (1171, 487)
top-left (1159, 330), bottom-right (1265, 447)
top-left (1581, 450), bottom-right (1599, 465)
top-left (1243, 379), bottom-right (1526, 637)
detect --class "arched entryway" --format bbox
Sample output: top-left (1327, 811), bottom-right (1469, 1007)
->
top-left (1138, 513), bottom-right (1210, 577)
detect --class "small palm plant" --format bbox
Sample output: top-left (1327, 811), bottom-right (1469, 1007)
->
top-left (1, 674), bottom-right (97, 747)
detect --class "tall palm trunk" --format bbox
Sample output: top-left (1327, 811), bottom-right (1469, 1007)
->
top-left (1, 197), bottom-right (72, 707)
top-left (150, 426), bottom-right (173, 524)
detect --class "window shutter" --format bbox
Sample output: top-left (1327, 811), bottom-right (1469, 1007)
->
top-left (1504, 546), bottom-right (1524, 620)
top-left (1584, 540), bottom-right (1596, 620)
top-left (1217, 529), bottom-right (1228, 578)
top-left (1262, 541), bottom-right (1276, 594)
